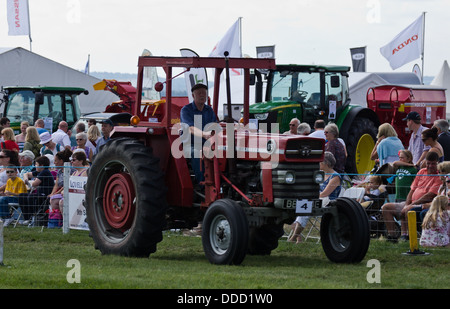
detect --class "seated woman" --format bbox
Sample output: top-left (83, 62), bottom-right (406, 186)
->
top-left (370, 123), bottom-right (404, 166)
top-left (47, 149), bottom-right (72, 219)
top-left (288, 152), bottom-right (341, 243)
top-left (19, 156), bottom-right (55, 222)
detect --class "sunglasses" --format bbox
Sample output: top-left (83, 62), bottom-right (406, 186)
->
top-left (0, 155), bottom-right (7, 158)
top-left (6, 170), bottom-right (15, 174)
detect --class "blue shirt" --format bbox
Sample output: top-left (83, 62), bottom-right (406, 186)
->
top-left (180, 102), bottom-right (217, 130)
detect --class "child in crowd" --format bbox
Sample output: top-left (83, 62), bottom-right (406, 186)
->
top-left (420, 195), bottom-right (450, 247)
top-left (0, 166), bottom-right (27, 225)
top-left (363, 175), bottom-right (382, 201)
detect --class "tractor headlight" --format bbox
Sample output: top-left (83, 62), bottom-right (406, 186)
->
top-left (313, 171), bottom-right (325, 184)
top-left (276, 170), bottom-right (296, 184)
top-left (254, 113), bottom-right (269, 120)
top-left (285, 171), bottom-right (296, 184)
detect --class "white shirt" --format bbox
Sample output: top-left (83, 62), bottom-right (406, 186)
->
top-left (51, 129), bottom-right (71, 148)
top-left (309, 129), bottom-right (326, 139)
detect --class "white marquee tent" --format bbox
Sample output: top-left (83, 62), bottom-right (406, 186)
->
top-left (431, 60), bottom-right (450, 120)
top-left (0, 47), bottom-right (117, 114)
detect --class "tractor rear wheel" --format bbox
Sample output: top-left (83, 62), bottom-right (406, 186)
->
top-left (85, 138), bottom-right (167, 257)
top-left (202, 199), bottom-right (249, 265)
top-left (345, 117), bottom-right (377, 175)
top-left (320, 197), bottom-right (370, 263)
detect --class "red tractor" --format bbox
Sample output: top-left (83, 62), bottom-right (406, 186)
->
top-left (84, 56), bottom-right (370, 265)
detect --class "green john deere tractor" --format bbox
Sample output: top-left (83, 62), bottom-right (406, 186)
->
top-left (249, 64), bottom-right (379, 175)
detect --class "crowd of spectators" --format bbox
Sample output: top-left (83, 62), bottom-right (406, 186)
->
top-left (0, 117), bottom-right (112, 228)
top-left (285, 112), bottom-right (450, 247)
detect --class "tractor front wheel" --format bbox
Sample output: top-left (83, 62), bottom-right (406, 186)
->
top-left (320, 197), bottom-right (370, 263)
top-left (202, 199), bottom-right (249, 265)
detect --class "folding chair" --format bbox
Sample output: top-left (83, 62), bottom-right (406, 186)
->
top-left (8, 203), bottom-right (23, 228)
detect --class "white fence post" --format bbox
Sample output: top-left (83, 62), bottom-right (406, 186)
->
top-left (0, 220), bottom-right (4, 265)
top-left (63, 162), bottom-right (71, 234)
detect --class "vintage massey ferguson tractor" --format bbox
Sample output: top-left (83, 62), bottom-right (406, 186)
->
top-left (84, 55), bottom-right (370, 265)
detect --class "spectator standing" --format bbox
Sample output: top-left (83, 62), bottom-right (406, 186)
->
top-left (96, 119), bottom-right (114, 154)
top-left (72, 132), bottom-right (93, 162)
top-left (370, 123), bottom-right (404, 165)
top-left (88, 118), bottom-right (97, 128)
top-left (39, 132), bottom-right (62, 156)
top-left (404, 111), bottom-right (430, 165)
top-left (15, 121), bottom-right (29, 151)
top-left (418, 127), bottom-right (444, 167)
top-left (1, 128), bottom-right (19, 152)
top-left (0, 117), bottom-right (10, 127)
top-left (51, 121), bottom-right (71, 149)
top-left (381, 151), bottom-right (441, 242)
top-left (87, 125), bottom-right (101, 155)
top-left (297, 122), bottom-right (311, 135)
top-left (23, 126), bottom-right (42, 159)
top-left (434, 119), bottom-right (450, 161)
top-left (324, 123), bottom-right (346, 174)
top-left (308, 119), bottom-right (326, 139)
top-left (284, 118), bottom-right (300, 135)
top-left (34, 119), bottom-right (47, 135)
top-left (419, 195), bottom-right (450, 247)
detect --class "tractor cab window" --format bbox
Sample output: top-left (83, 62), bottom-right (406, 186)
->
top-left (270, 71), bottom-right (321, 105)
top-left (6, 90), bottom-right (35, 124)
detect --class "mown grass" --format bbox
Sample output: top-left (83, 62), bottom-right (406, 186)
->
top-left (0, 227), bottom-right (448, 289)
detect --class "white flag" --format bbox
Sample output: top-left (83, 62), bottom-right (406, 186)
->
top-left (7, 0), bottom-right (30, 36)
top-left (180, 48), bottom-right (208, 102)
top-left (209, 19), bottom-right (241, 58)
top-left (380, 14), bottom-right (424, 70)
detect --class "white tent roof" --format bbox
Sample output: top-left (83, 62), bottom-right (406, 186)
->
top-left (348, 72), bottom-right (421, 107)
top-left (0, 47), bottom-right (117, 114)
top-left (431, 60), bottom-right (450, 120)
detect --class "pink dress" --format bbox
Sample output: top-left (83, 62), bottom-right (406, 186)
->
top-left (419, 212), bottom-right (450, 247)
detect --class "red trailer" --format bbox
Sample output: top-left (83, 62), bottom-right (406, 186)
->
top-left (366, 84), bottom-right (447, 147)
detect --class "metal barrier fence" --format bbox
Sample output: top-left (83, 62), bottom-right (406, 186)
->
top-left (0, 167), bottom-right (444, 242)
top-left (0, 163), bottom-right (88, 233)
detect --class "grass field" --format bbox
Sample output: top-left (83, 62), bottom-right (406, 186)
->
top-left (0, 226), bottom-right (448, 289)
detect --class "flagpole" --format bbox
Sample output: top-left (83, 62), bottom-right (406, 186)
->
top-left (26, 0), bottom-right (32, 51)
top-left (239, 17), bottom-right (243, 57)
top-left (421, 11), bottom-right (426, 84)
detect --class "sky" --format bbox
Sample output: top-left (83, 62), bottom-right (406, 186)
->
top-left (1, 0), bottom-right (449, 78)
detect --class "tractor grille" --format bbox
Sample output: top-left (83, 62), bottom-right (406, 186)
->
top-left (272, 162), bottom-right (320, 200)
top-left (285, 139), bottom-right (324, 160)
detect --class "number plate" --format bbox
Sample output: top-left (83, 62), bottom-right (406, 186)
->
top-left (295, 199), bottom-right (313, 214)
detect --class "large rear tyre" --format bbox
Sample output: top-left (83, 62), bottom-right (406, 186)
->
top-left (320, 197), bottom-right (370, 263)
top-left (202, 199), bottom-right (249, 265)
top-left (85, 138), bottom-right (167, 257)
